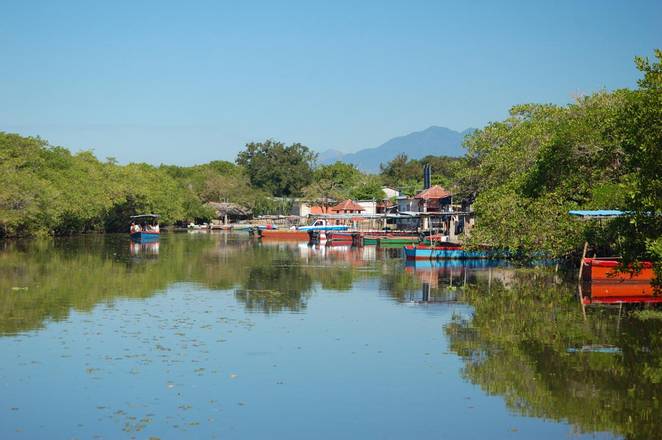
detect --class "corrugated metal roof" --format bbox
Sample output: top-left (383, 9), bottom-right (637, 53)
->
top-left (568, 210), bottom-right (625, 218)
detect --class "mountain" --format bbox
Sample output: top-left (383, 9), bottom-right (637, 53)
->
top-left (316, 148), bottom-right (345, 164)
top-left (318, 126), bottom-right (474, 172)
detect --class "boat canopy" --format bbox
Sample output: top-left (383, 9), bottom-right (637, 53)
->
top-left (130, 214), bottom-right (160, 219)
top-left (568, 210), bottom-right (625, 218)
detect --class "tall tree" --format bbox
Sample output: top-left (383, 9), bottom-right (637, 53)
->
top-left (236, 140), bottom-right (317, 197)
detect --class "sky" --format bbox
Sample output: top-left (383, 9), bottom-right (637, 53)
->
top-left (1, 0), bottom-right (660, 165)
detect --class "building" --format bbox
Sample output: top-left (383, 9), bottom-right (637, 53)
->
top-left (414, 185), bottom-right (452, 212)
top-left (356, 200), bottom-right (377, 215)
top-left (206, 202), bottom-right (252, 224)
top-left (396, 196), bottom-right (418, 213)
top-left (382, 186), bottom-right (400, 199)
top-left (329, 199), bottom-right (366, 214)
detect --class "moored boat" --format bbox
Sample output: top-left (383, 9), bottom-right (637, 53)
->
top-left (403, 244), bottom-right (490, 260)
top-left (372, 236), bottom-right (420, 247)
top-left (259, 229), bottom-right (310, 241)
top-left (579, 257), bottom-right (657, 305)
top-left (130, 214), bottom-right (160, 242)
top-left (582, 258), bottom-right (654, 283)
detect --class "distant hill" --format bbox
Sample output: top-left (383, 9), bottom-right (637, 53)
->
top-left (318, 126), bottom-right (474, 172)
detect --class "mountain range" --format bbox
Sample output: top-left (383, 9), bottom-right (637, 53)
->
top-left (318, 126), bottom-right (474, 172)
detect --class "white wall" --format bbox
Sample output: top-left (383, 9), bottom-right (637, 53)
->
top-left (356, 200), bottom-right (377, 215)
top-left (397, 197), bottom-right (419, 213)
top-left (382, 187), bottom-right (400, 199)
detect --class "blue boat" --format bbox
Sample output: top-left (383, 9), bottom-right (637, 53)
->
top-left (130, 214), bottom-right (160, 242)
top-left (404, 259), bottom-right (511, 269)
top-left (403, 245), bottom-right (491, 260)
top-left (297, 219), bottom-right (349, 232)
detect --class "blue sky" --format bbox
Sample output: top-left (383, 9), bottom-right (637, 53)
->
top-left (1, 0), bottom-right (660, 165)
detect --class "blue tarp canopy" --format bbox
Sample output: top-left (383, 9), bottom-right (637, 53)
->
top-left (568, 210), bottom-right (625, 218)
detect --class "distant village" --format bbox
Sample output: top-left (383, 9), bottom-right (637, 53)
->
top-left (205, 182), bottom-right (474, 241)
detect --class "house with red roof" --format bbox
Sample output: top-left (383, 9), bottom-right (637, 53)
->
top-left (413, 185), bottom-right (452, 212)
top-left (329, 199), bottom-right (366, 214)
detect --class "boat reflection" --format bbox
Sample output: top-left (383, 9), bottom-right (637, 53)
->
top-left (580, 281), bottom-right (661, 308)
top-left (385, 259), bottom-right (513, 303)
top-left (129, 240), bottom-right (160, 257)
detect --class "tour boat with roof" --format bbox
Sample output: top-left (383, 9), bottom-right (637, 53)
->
top-left (130, 214), bottom-right (160, 242)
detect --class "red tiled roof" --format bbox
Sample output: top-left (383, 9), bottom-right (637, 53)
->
top-left (309, 205), bottom-right (327, 215)
top-left (330, 199), bottom-right (365, 212)
top-left (414, 185), bottom-right (451, 200)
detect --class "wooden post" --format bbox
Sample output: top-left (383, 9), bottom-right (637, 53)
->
top-left (578, 241), bottom-right (588, 283)
top-left (577, 242), bottom-right (589, 320)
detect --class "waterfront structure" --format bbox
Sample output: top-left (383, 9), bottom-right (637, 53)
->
top-left (329, 200), bottom-right (366, 215)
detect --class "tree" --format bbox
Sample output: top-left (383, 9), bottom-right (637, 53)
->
top-left (302, 162), bottom-right (362, 210)
top-left (236, 139), bottom-right (317, 197)
top-left (348, 175), bottom-right (385, 200)
top-left (609, 49), bottom-right (662, 286)
top-left (379, 153), bottom-right (461, 192)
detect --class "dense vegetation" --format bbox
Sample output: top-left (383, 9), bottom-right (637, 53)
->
top-left (379, 153), bottom-right (462, 195)
top-left (0, 133), bottom-right (453, 238)
top-left (457, 50), bottom-right (661, 277)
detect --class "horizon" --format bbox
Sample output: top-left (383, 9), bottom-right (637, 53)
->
top-left (1, 0), bottom-right (660, 166)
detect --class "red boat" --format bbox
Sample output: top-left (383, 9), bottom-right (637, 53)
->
top-left (580, 257), bottom-right (658, 304)
top-left (259, 229), bottom-right (309, 241)
top-left (582, 258), bottom-right (654, 283)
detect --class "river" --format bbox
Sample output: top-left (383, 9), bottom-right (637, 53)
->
top-left (0, 233), bottom-right (659, 439)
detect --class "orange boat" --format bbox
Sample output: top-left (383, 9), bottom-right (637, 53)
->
top-left (259, 229), bottom-right (309, 241)
top-left (582, 258), bottom-right (654, 282)
top-left (580, 258), bottom-right (658, 304)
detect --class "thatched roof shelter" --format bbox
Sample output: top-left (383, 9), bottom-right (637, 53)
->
top-left (206, 202), bottom-right (252, 220)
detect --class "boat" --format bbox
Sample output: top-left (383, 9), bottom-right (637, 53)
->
top-left (358, 231), bottom-right (421, 246)
top-left (325, 231), bottom-right (355, 241)
top-left (403, 244), bottom-right (490, 260)
top-left (297, 219), bottom-right (349, 232)
top-left (370, 236), bottom-right (420, 247)
top-left (568, 210), bottom-right (660, 306)
top-left (581, 258), bottom-right (654, 283)
top-left (263, 219), bottom-right (350, 242)
top-left (260, 229), bottom-right (310, 241)
top-left (130, 214), bottom-right (160, 242)
top-left (579, 257), bottom-right (657, 305)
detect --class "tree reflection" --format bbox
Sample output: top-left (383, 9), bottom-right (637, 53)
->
top-left (445, 270), bottom-right (662, 440)
top-left (0, 235), bottom-right (367, 333)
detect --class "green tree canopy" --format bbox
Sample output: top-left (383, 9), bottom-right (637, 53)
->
top-left (236, 139), bottom-right (317, 197)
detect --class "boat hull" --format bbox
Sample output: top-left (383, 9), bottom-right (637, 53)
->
top-left (580, 258), bottom-right (657, 304)
top-left (582, 258), bottom-right (654, 282)
top-left (375, 237), bottom-right (420, 246)
top-left (404, 245), bottom-right (489, 260)
top-left (297, 225), bottom-right (349, 232)
top-left (130, 231), bottom-right (160, 242)
top-left (259, 230), bottom-right (309, 241)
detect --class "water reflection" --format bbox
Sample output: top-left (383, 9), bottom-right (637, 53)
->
top-left (445, 270), bottom-right (662, 440)
top-left (1, 234), bottom-right (660, 439)
top-left (129, 241), bottom-right (160, 257)
top-left (0, 234), bottom-right (383, 334)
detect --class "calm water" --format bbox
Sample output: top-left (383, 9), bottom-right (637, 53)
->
top-left (0, 233), bottom-right (660, 439)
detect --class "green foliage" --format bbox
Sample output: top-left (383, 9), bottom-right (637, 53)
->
top-left (303, 161), bottom-right (385, 205)
top-left (348, 175), bottom-right (385, 200)
top-left (607, 49), bottom-right (662, 279)
top-left (236, 139), bottom-right (317, 197)
top-left (0, 132), bottom-right (210, 237)
top-left (302, 162), bottom-right (361, 208)
top-left (380, 153), bottom-right (461, 192)
top-left (458, 51), bottom-right (662, 267)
